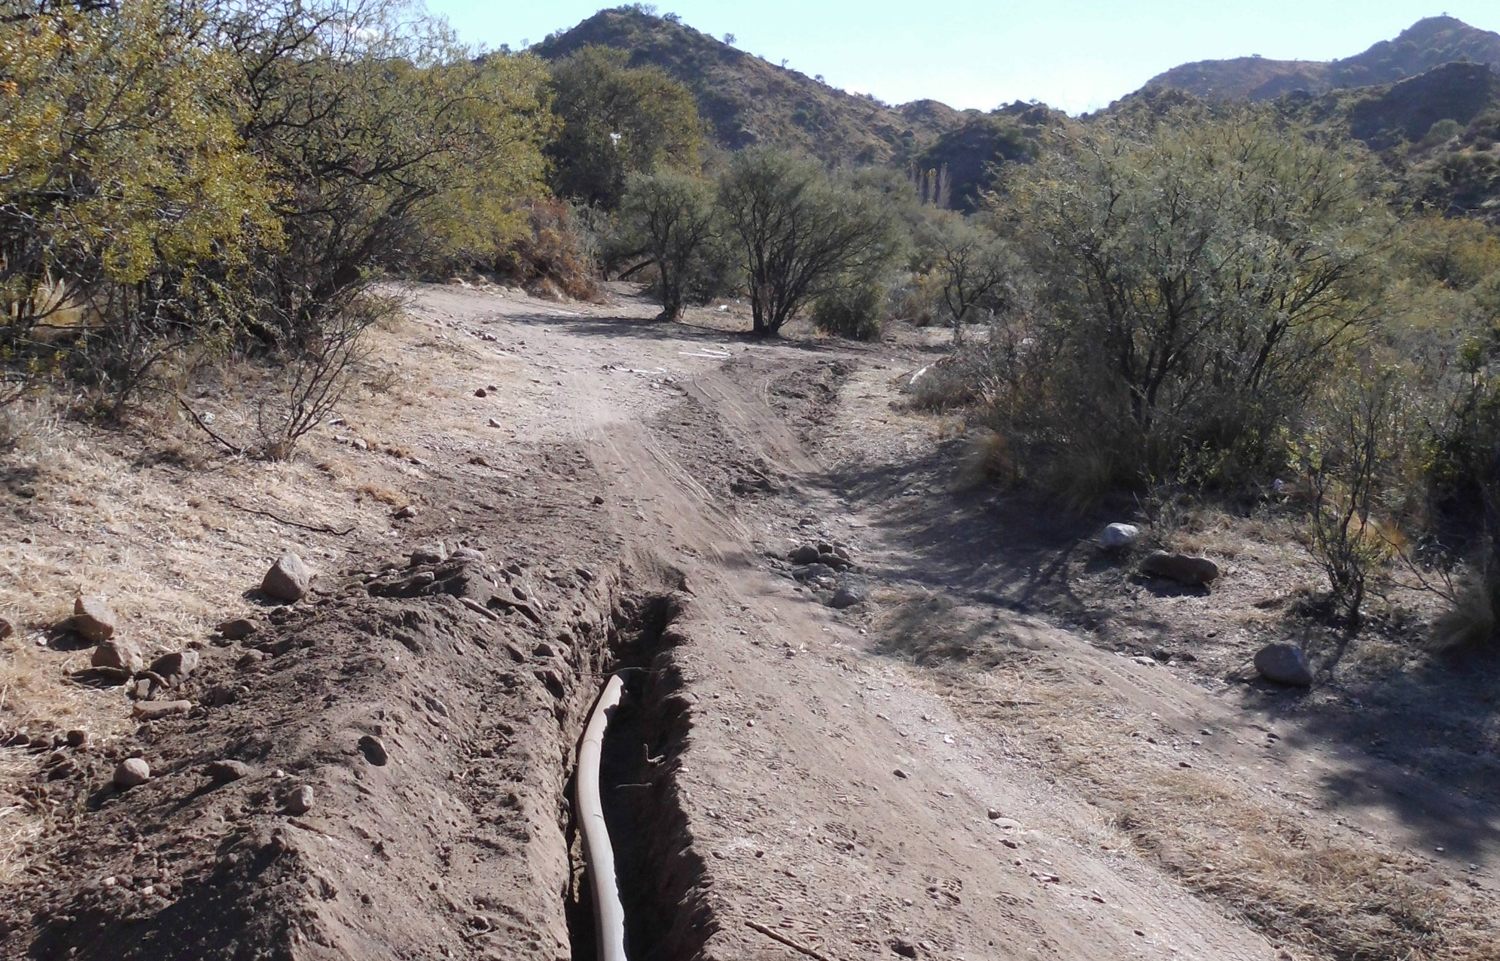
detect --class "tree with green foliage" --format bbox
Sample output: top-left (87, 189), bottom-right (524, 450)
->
top-left (999, 107), bottom-right (1395, 481)
top-left (546, 45), bottom-right (704, 208)
top-left (718, 149), bottom-right (901, 336)
top-left (618, 171), bottom-right (718, 320)
top-left (918, 212), bottom-right (1017, 345)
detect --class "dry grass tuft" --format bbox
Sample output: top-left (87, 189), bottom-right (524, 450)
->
top-left (1428, 576), bottom-right (1497, 652)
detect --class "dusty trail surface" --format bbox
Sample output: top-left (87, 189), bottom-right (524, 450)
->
top-left (4, 283), bottom-right (1497, 961)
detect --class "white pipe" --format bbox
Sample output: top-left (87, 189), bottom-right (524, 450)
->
top-left (577, 674), bottom-right (628, 961)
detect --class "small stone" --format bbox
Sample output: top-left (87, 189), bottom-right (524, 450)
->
top-left (1100, 523), bottom-right (1141, 549)
top-left (206, 760), bottom-right (252, 784)
top-left (113, 758), bottom-right (150, 788)
top-left (393, 504), bottom-right (418, 520)
top-left (450, 547), bottom-right (485, 564)
top-left (1139, 552), bottom-right (1220, 586)
top-left (358, 734), bottom-right (389, 766)
top-left (261, 553), bottom-right (311, 603)
top-left (282, 784), bottom-right (315, 815)
top-left (1254, 643), bottom-right (1314, 687)
top-left (148, 649), bottom-right (200, 681)
top-left (474, 387), bottom-right (487, 398)
top-left (130, 677), bottom-right (154, 700)
top-left (132, 700), bottom-right (192, 720)
top-left (218, 618), bottom-right (257, 641)
top-left (65, 729), bottom-right (87, 748)
top-left (92, 638), bottom-right (143, 676)
top-left (487, 418), bottom-right (502, 428)
top-left (71, 596), bottom-right (118, 642)
top-left (987, 808), bottom-right (1002, 820)
top-left (237, 649), bottom-right (266, 669)
top-left (0, 617), bottom-right (12, 641)
top-left (893, 768), bottom-right (909, 779)
top-left (890, 938), bottom-right (918, 958)
top-left (592, 495), bottom-right (605, 506)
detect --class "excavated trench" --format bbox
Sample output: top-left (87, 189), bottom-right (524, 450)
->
top-left (565, 592), bottom-right (714, 961)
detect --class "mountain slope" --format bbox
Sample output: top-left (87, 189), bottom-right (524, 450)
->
top-left (533, 6), bottom-right (979, 165)
top-left (1144, 15), bottom-right (1500, 101)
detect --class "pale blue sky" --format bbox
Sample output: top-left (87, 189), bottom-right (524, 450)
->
top-left (428, 2), bottom-right (1500, 114)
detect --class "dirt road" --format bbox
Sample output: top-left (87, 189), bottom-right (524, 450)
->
top-left (5, 283), bottom-right (1497, 960)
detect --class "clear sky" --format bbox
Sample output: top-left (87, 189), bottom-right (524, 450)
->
top-left (426, 1), bottom-right (1500, 114)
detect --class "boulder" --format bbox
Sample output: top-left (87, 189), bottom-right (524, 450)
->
top-left (1139, 552), bottom-right (1220, 586)
top-left (1100, 523), bottom-right (1141, 550)
top-left (91, 638), bottom-right (143, 676)
top-left (829, 577), bottom-right (869, 609)
top-left (113, 758), bottom-right (150, 788)
top-left (261, 553), bottom-right (310, 603)
top-left (1254, 643), bottom-right (1313, 687)
top-left (71, 596), bottom-right (118, 642)
top-left (788, 544), bottom-right (821, 565)
top-left (217, 618), bottom-right (257, 641)
top-left (282, 784), bottom-right (315, 815)
top-left (206, 760), bottom-right (252, 784)
top-left (149, 649), bottom-right (200, 682)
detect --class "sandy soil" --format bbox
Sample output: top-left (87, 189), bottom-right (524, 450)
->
top-left (1, 281), bottom-right (1496, 961)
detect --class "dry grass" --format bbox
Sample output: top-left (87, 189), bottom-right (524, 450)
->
top-left (0, 285), bottom-right (538, 883)
top-left (940, 643), bottom-right (1499, 961)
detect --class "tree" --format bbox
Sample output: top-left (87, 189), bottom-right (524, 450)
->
top-left (718, 149), bottom-right (900, 336)
top-left (919, 213), bottom-right (1016, 345)
top-left (619, 171), bottom-right (718, 320)
top-left (1001, 107), bottom-right (1394, 474)
top-left (546, 45), bottom-right (704, 208)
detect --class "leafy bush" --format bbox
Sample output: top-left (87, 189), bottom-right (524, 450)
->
top-left (618, 171), bottom-right (718, 319)
top-left (812, 276), bottom-right (887, 341)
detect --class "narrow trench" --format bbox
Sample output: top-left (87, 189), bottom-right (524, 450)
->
top-left (565, 593), bottom-right (712, 961)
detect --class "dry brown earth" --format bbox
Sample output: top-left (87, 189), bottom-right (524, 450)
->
top-left (1, 282), bottom-right (1496, 960)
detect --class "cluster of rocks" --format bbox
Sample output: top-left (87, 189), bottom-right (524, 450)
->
top-left (1097, 523), bottom-right (1221, 587)
top-left (767, 541), bottom-right (869, 609)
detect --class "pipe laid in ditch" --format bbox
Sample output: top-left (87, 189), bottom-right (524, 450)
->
top-left (577, 673), bottom-right (628, 961)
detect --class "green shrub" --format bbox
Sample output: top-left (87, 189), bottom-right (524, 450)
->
top-left (812, 277), bottom-right (886, 341)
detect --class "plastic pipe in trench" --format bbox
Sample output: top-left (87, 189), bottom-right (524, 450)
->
top-left (577, 673), bottom-right (628, 961)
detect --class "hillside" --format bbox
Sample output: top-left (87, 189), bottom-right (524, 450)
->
top-left (1144, 15), bottom-right (1500, 101)
top-left (533, 6), bottom-right (980, 165)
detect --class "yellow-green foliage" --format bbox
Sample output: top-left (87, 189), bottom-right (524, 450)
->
top-left (0, 1), bottom-right (277, 321)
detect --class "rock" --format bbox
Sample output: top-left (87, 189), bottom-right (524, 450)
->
top-left (358, 734), bottom-right (389, 766)
top-left (987, 808), bottom-right (1002, 820)
top-left (65, 729), bottom-right (88, 748)
top-left (261, 553), bottom-right (310, 603)
top-left (592, 494), bottom-right (605, 506)
top-left (1100, 523), bottom-right (1141, 550)
top-left (218, 618), bottom-right (257, 641)
top-left (237, 649), bottom-right (265, 669)
top-left (149, 649), bottom-right (199, 681)
top-left (450, 547), bottom-right (485, 564)
top-left (132, 700), bottom-right (192, 720)
top-left (487, 417), bottom-right (502, 428)
top-left (206, 760), bottom-right (252, 784)
top-left (890, 937), bottom-right (918, 958)
top-left (829, 578), bottom-right (869, 609)
top-left (791, 563), bottom-right (837, 584)
top-left (0, 617), bottom-right (12, 640)
top-left (282, 784), bottom-right (315, 815)
top-left (788, 544), bottom-right (822, 565)
top-left (1139, 552), bottom-right (1220, 586)
top-left (91, 638), bottom-right (143, 676)
top-left (410, 543), bottom-right (448, 566)
top-left (393, 504), bottom-right (418, 520)
top-left (113, 758), bottom-right (150, 788)
top-left (71, 596), bottom-right (118, 642)
top-left (474, 387), bottom-right (487, 398)
top-left (130, 678), bottom-right (154, 700)
top-left (1254, 643), bottom-right (1313, 687)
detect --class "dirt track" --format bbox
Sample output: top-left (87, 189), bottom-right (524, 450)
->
top-left (3, 283), bottom-right (1498, 960)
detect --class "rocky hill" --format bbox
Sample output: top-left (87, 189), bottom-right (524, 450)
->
top-left (1144, 15), bottom-right (1500, 101)
top-left (533, 6), bottom-right (981, 166)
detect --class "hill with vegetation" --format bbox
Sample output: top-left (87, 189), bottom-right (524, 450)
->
top-left (1143, 15), bottom-right (1500, 101)
top-left (533, 5), bottom-right (980, 165)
